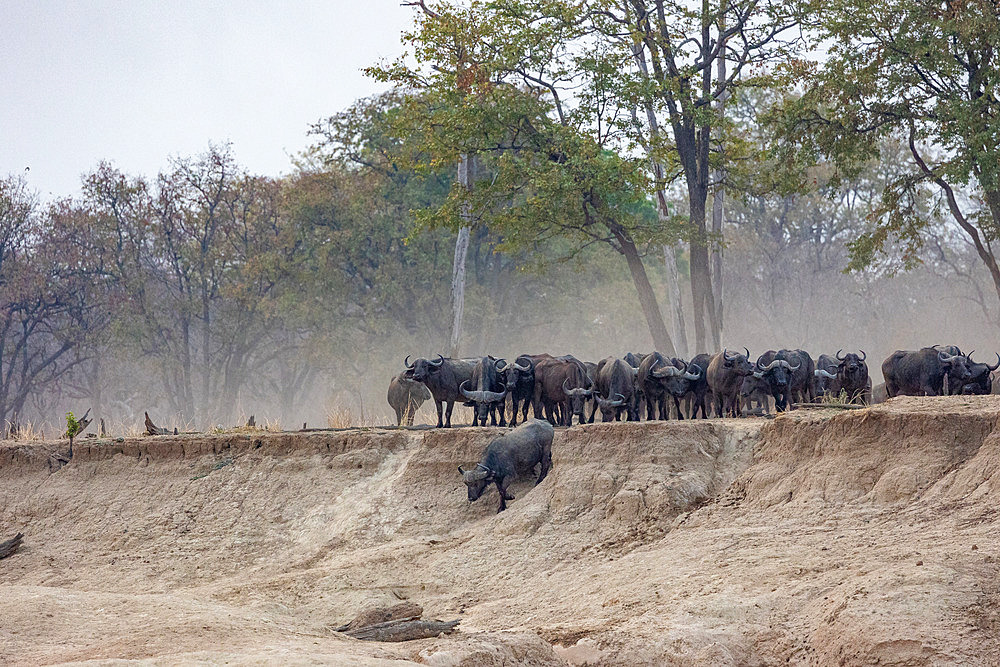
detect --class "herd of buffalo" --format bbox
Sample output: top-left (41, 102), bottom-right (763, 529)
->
top-left (388, 346), bottom-right (1000, 428)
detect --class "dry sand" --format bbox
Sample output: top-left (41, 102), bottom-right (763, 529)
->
top-left (3, 396), bottom-right (1000, 665)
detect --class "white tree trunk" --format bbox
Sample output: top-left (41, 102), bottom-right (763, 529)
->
top-left (710, 22), bottom-right (727, 351)
top-left (661, 243), bottom-right (689, 358)
top-left (450, 154), bottom-right (473, 357)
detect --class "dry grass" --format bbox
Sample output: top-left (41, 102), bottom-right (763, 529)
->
top-left (3, 420), bottom-right (46, 441)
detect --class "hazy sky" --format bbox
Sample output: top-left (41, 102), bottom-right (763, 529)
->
top-left (2, 1), bottom-right (412, 200)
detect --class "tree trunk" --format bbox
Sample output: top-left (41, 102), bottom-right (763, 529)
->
top-left (661, 245), bottom-right (688, 358)
top-left (710, 23), bottom-right (727, 352)
top-left (450, 154), bottom-right (473, 358)
top-left (613, 226), bottom-right (676, 356)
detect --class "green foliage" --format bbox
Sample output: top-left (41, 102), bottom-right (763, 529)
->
top-left (775, 0), bottom-right (1000, 292)
top-left (65, 411), bottom-right (83, 440)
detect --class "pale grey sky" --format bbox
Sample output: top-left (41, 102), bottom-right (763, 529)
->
top-left (2, 1), bottom-right (412, 199)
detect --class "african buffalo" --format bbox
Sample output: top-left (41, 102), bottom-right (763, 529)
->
top-left (751, 349), bottom-right (812, 412)
top-left (706, 348), bottom-right (755, 418)
top-left (530, 355), bottom-right (593, 426)
top-left (461, 356), bottom-right (509, 426)
top-left (498, 355), bottom-right (537, 426)
top-left (387, 372), bottom-right (432, 426)
top-left (593, 357), bottom-right (638, 422)
top-left (683, 352), bottom-right (714, 419)
top-left (638, 352), bottom-right (702, 420)
top-left (959, 352), bottom-right (1000, 394)
top-left (882, 347), bottom-right (972, 397)
top-left (459, 419), bottom-right (554, 513)
top-left (813, 353), bottom-right (839, 398)
top-left (814, 350), bottom-right (870, 404)
top-left (404, 355), bottom-right (476, 428)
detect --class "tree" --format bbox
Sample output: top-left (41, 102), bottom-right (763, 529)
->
top-left (779, 0), bottom-right (1000, 313)
top-left (375, 0), bottom-right (804, 354)
top-left (0, 175), bottom-right (108, 429)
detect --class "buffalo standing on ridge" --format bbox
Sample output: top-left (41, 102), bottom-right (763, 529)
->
top-left (404, 355), bottom-right (476, 428)
top-left (461, 356), bottom-right (509, 426)
top-left (707, 348), bottom-right (755, 418)
top-left (882, 347), bottom-right (972, 397)
top-left (814, 350), bottom-right (870, 404)
top-left (387, 372), bottom-right (432, 426)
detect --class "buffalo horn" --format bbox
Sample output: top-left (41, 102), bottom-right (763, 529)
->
top-left (494, 357), bottom-right (507, 370)
top-left (859, 349), bottom-right (866, 361)
top-left (815, 368), bottom-right (838, 379)
top-left (683, 364), bottom-right (703, 380)
top-left (430, 354), bottom-right (445, 366)
top-left (836, 349), bottom-right (845, 361)
top-left (651, 362), bottom-right (682, 378)
top-left (723, 348), bottom-right (736, 361)
top-left (743, 347), bottom-right (750, 359)
top-left (512, 361), bottom-right (531, 372)
top-left (404, 355), bottom-right (415, 369)
top-left (988, 353), bottom-right (1000, 372)
top-left (938, 351), bottom-right (960, 363)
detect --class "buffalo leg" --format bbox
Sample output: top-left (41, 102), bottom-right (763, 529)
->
top-left (435, 400), bottom-right (444, 428)
top-left (537, 453), bottom-right (552, 484)
top-left (673, 396), bottom-right (684, 420)
top-left (498, 401), bottom-right (507, 427)
top-left (444, 401), bottom-right (454, 427)
top-left (645, 396), bottom-right (656, 421)
top-left (509, 399), bottom-right (519, 427)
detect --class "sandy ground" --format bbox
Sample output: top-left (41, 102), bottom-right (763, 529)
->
top-left (3, 396), bottom-right (1000, 665)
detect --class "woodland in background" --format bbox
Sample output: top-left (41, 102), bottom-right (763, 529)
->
top-left (3, 0), bottom-right (999, 433)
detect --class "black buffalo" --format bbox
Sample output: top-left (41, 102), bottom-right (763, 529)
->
top-left (593, 357), bottom-right (638, 422)
top-left (814, 350), bottom-right (870, 404)
top-left (882, 347), bottom-right (972, 397)
top-left (404, 355), bottom-right (476, 428)
top-left (706, 348), bottom-right (755, 417)
top-left (498, 355), bottom-right (537, 426)
top-left (459, 419), bottom-right (554, 513)
top-left (638, 352), bottom-right (701, 420)
top-left (461, 356), bottom-right (509, 426)
top-left (751, 349), bottom-right (812, 412)
top-left (959, 352), bottom-right (1000, 394)
top-left (683, 352), bottom-right (714, 419)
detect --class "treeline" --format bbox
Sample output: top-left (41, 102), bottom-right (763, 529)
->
top-left (1, 125), bottom-right (991, 433)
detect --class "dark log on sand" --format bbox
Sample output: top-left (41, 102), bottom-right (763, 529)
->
top-left (0, 533), bottom-right (24, 560)
top-left (344, 618), bottom-right (461, 642)
top-left (336, 601), bottom-right (423, 633)
top-left (792, 403), bottom-right (867, 410)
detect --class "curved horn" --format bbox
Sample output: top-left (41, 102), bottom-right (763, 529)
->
top-left (744, 347), bottom-right (750, 359)
top-left (480, 387), bottom-right (508, 403)
top-left (683, 364), bottom-right (703, 381)
top-left (723, 348), bottom-right (736, 361)
top-left (939, 351), bottom-right (960, 363)
top-left (651, 362), bottom-right (682, 378)
top-left (988, 353), bottom-right (1000, 372)
top-left (966, 350), bottom-right (975, 361)
top-left (815, 369), bottom-right (838, 379)
top-left (761, 358), bottom-right (782, 371)
top-left (458, 465), bottom-right (465, 474)
top-left (494, 358), bottom-right (507, 370)
top-left (562, 378), bottom-right (573, 396)
top-left (460, 380), bottom-right (477, 401)
top-left (608, 393), bottom-right (626, 407)
top-left (753, 370), bottom-right (765, 379)
top-left (786, 359), bottom-right (801, 371)
top-left (512, 361), bottom-right (531, 372)
top-left (836, 349), bottom-right (845, 361)
top-left (859, 349), bottom-right (866, 361)
top-left (404, 355), bottom-right (415, 369)
top-left (430, 354), bottom-right (444, 367)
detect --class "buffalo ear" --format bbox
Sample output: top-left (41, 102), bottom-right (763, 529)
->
top-left (458, 465), bottom-right (466, 475)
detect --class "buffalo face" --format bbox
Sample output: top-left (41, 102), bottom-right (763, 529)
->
top-left (459, 465), bottom-right (492, 502)
top-left (405, 354), bottom-right (444, 384)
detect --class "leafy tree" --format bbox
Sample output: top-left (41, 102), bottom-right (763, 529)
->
top-left (778, 0), bottom-right (1000, 312)
top-left (372, 0), bottom-right (805, 354)
top-left (0, 175), bottom-right (108, 428)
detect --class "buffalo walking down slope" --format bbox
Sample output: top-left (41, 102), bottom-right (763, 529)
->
top-left (458, 419), bottom-right (554, 513)
top-left (386, 373), bottom-right (432, 426)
